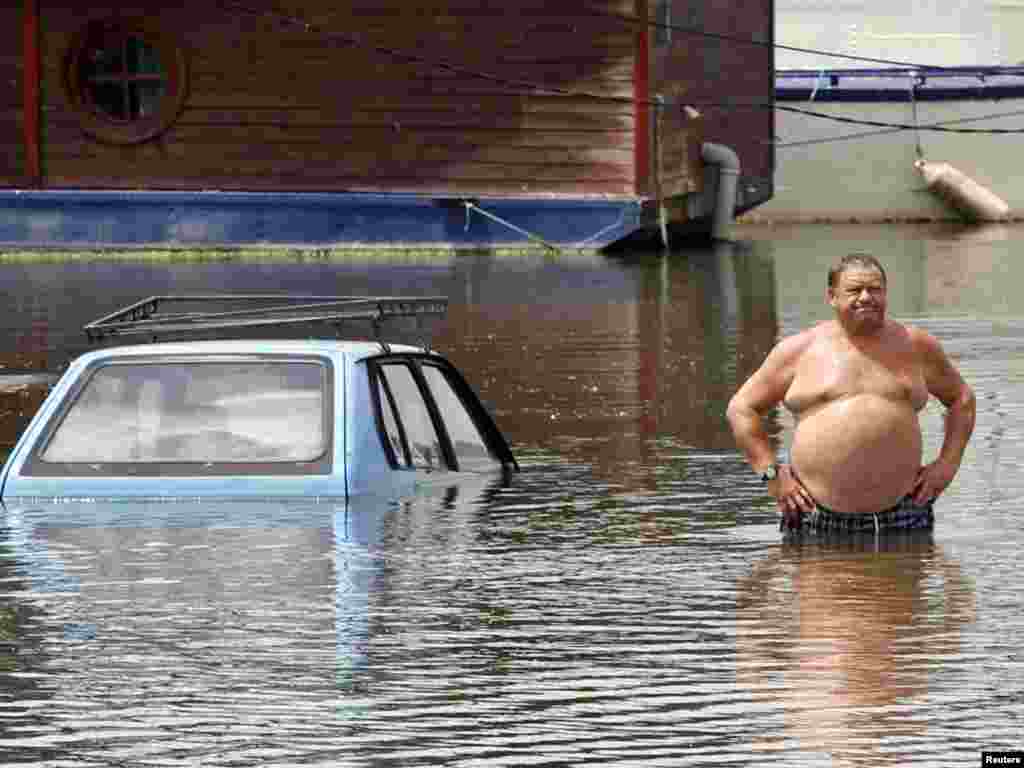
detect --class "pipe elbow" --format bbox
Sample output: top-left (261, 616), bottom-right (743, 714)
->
top-left (701, 142), bottom-right (741, 240)
top-left (701, 142), bottom-right (740, 173)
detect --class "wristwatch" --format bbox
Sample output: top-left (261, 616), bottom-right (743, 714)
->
top-left (759, 464), bottom-right (778, 483)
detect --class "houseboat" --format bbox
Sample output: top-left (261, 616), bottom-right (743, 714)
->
top-left (0, 1), bottom-right (774, 251)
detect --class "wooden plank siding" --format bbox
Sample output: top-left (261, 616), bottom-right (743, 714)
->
top-left (651, 0), bottom-right (774, 197)
top-left (0, 4), bottom-right (25, 184)
top-left (39, 1), bottom-right (644, 197)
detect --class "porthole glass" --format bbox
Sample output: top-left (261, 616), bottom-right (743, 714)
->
top-left (65, 20), bottom-right (187, 144)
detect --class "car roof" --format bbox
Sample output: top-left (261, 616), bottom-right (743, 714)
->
top-left (71, 338), bottom-right (430, 365)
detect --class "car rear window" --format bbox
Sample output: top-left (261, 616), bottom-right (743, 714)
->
top-left (371, 357), bottom-right (501, 473)
top-left (31, 358), bottom-right (330, 474)
top-left (419, 363), bottom-right (497, 472)
top-left (378, 362), bottom-right (443, 470)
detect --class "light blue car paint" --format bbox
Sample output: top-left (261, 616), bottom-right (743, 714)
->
top-left (0, 339), bottom-right (437, 502)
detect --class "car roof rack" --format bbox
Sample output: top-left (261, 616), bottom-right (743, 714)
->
top-left (83, 294), bottom-right (449, 342)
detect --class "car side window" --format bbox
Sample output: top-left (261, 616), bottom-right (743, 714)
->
top-left (374, 372), bottom-right (409, 467)
top-left (377, 362), bottom-right (444, 471)
top-left (419, 363), bottom-right (498, 472)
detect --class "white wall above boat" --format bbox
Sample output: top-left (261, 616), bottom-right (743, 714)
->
top-left (775, 0), bottom-right (1024, 68)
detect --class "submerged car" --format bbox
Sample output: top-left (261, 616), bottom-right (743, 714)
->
top-left (0, 295), bottom-right (516, 501)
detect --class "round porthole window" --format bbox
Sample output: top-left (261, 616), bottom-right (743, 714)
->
top-left (65, 20), bottom-right (188, 145)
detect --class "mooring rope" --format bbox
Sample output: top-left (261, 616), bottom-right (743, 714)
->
top-left (777, 104), bottom-right (1024, 134)
top-left (573, 208), bottom-right (630, 251)
top-left (909, 75), bottom-right (925, 159)
top-left (776, 106), bottom-right (1024, 149)
top-left (463, 201), bottom-right (562, 253)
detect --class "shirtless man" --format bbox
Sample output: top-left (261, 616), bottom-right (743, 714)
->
top-left (726, 253), bottom-right (975, 532)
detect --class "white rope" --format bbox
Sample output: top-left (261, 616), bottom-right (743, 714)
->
top-left (574, 209), bottom-right (630, 250)
top-left (808, 69), bottom-right (827, 102)
top-left (463, 201), bottom-right (561, 253)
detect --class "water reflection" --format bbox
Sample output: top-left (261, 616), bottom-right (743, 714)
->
top-left (0, 225), bottom-right (1023, 764)
top-left (0, 473), bottom-right (506, 762)
top-left (736, 531), bottom-right (976, 765)
top-left (0, 243), bottom-right (780, 484)
top-left (921, 223), bottom-right (1024, 316)
top-left (748, 223), bottom-right (929, 326)
top-left (436, 240), bottom-right (778, 483)
top-left (746, 221), bottom-right (1024, 328)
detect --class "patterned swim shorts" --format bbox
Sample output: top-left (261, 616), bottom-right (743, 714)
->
top-left (785, 495), bottom-right (935, 534)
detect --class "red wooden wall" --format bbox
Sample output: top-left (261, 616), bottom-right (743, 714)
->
top-left (0, 4), bottom-right (26, 184)
top-left (35, 1), bottom-right (644, 197)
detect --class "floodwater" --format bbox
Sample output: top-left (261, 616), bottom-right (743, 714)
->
top-left (0, 222), bottom-right (1021, 766)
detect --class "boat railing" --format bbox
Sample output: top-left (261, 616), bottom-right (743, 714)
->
top-left (776, 64), bottom-right (1024, 102)
top-left (777, 65), bottom-right (1024, 82)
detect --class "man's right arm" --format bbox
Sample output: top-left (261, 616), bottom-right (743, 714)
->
top-left (725, 336), bottom-right (796, 471)
top-left (726, 334), bottom-right (817, 523)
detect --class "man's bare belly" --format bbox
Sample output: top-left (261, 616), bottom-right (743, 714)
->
top-left (790, 394), bottom-right (922, 514)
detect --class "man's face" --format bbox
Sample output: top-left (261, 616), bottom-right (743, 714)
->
top-left (828, 267), bottom-right (887, 333)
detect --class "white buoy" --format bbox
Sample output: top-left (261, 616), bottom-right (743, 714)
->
top-left (914, 159), bottom-right (1010, 222)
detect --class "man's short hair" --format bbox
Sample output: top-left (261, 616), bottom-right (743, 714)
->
top-left (828, 252), bottom-right (887, 292)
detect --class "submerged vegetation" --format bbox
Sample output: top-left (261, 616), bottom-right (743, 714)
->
top-left (0, 245), bottom-right (580, 263)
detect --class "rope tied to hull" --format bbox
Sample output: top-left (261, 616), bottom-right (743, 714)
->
top-left (462, 201), bottom-right (562, 253)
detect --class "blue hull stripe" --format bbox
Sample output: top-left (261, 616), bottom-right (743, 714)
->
top-left (0, 190), bottom-right (645, 249)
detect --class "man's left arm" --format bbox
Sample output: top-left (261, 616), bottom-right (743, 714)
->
top-left (913, 329), bottom-right (976, 505)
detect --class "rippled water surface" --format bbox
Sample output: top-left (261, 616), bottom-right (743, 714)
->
top-left (0, 223), bottom-right (1021, 766)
